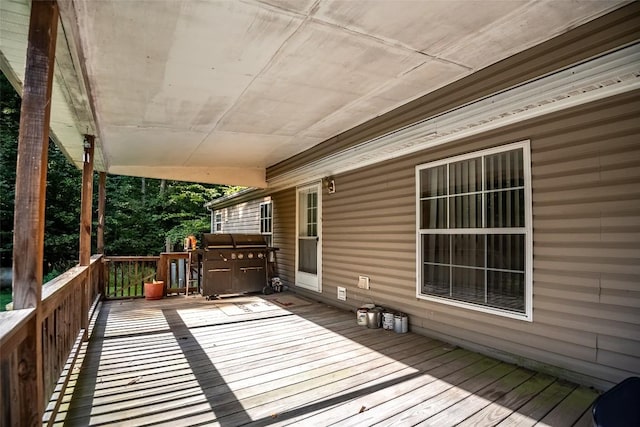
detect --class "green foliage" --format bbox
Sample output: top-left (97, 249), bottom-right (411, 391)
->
top-left (0, 289), bottom-right (11, 310)
top-left (165, 218), bottom-right (211, 246)
top-left (103, 177), bottom-right (229, 255)
top-left (0, 75), bottom-right (20, 268)
top-left (45, 142), bottom-right (82, 272)
top-left (0, 72), bottom-right (234, 272)
top-left (43, 269), bottom-right (62, 283)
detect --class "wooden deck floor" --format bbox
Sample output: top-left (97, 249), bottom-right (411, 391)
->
top-left (55, 293), bottom-right (598, 426)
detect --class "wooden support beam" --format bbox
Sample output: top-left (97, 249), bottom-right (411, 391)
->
top-left (79, 135), bottom-right (94, 266)
top-left (97, 172), bottom-right (106, 254)
top-left (10, 0), bottom-right (59, 422)
top-left (12, 0), bottom-right (58, 306)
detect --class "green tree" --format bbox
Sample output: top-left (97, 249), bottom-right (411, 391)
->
top-left (102, 176), bottom-right (231, 255)
top-left (1, 72), bottom-right (238, 271)
top-left (161, 181), bottom-right (227, 247)
top-left (44, 144), bottom-right (81, 272)
top-left (0, 75), bottom-right (20, 268)
top-left (1, 73), bottom-right (82, 274)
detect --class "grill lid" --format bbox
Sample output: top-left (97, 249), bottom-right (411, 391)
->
top-left (202, 233), bottom-right (234, 249)
top-left (232, 234), bottom-right (267, 248)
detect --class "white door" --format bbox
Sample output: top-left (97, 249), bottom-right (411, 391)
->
top-left (296, 183), bottom-right (321, 292)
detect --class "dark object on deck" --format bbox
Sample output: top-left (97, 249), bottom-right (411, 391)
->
top-left (592, 376), bottom-right (640, 427)
top-left (201, 234), bottom-right (273, 298)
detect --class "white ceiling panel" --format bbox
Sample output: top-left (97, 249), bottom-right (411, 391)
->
top-left (100, 126), bottom-right (206, 167)
top-left (0, 0), bottom-right (630, 186)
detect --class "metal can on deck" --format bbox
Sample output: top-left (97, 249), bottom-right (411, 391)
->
top-left (394, 312), bottom-right (408, 333)
top-left (382, 311), bottom-right (395, 330)
top-left (356, 308), bottom-right (368, 326)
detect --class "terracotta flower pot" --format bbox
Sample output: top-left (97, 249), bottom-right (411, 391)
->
top-left (144, 281), bottom-right (164, 300)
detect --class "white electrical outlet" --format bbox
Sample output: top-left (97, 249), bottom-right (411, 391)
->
top-left (337, 286), bottom-right (346, 301)
top-left (357, 276), bottom-right (370, 289)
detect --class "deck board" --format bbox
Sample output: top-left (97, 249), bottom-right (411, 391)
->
top-left (56, 293), bottom-right (599, 426)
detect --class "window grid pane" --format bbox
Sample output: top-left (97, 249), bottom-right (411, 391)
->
top-left (260, 203), bottom-right (273, 235)
top-left (419, 146), bottom-right (527, 314)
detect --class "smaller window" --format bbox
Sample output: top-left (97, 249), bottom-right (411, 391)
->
top-left (260, 201), bottom-right (273, 246)
top-left (214, 212), bottom-right (222, 233)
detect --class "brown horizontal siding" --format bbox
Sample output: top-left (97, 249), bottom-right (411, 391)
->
top-left (267, 3), bottom-right (640, 180)
top-left (272, 188), bottom-right (295, 287)
top-left (285, 90), bottom-right (640, 389)
top-left (218, 200), bottom-right (261, 234)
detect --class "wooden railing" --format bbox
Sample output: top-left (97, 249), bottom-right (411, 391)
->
top-left (0, 255), bottom-right (103, 426)
top-left (103, 252), bottom-right (199, 299)
top-left (0, 252), bottom-right (201, 424)
top-left (103, 256), bottom-right (160, 298)
top-left (159, 252), bottom-right (200, 296)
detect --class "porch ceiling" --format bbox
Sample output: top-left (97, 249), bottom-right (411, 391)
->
top-left (0, 0), bottom-right (627, 187)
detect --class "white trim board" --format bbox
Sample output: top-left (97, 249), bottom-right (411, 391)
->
top-left (268, 43), bottom-right (640, 190)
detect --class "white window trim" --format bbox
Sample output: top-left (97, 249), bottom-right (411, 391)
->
top-left (260, 201), bottom-right (273, 244)
top-left (295, 182), bottom-right (322, 293)
top-left (415, 140), bottom-right (533, 321)
top-left (214, 212), bottom-right (223, 233)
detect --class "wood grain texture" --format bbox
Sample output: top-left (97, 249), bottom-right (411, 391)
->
top-left (56, 295), bottom-right (598, 426)
top-left (288, 90), bottom-right (640, 390)
top-left (79, 135), bottom-right (94, 267)
top-left (8, 1), bottom-right (59, 424)
top-left (12, 0), bottom-right (58, 309)
top-left (97, 172), bottom-right (106, 254)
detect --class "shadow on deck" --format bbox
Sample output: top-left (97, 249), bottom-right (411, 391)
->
top-left (56, 293), bottom-right (598, 426)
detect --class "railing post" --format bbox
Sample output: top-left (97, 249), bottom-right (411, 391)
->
top-left (79, 135), bottom-right (94, 266)
top-left (98, 257), bottom-right (106, 297)
top-left (79, 135), bottom-right (94, 341)
top-left (10, 0), bottom-right (59, 422)
top-left (97, 172), bottom-right (106, 255)
top-left (158, 253), bottom-right (168, 296)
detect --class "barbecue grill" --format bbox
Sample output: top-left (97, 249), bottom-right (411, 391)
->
top-left (201, 233), bottom-right (269, 298)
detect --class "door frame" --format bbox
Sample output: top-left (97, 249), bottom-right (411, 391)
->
top-left (295, 182), bottom-right (322, 292)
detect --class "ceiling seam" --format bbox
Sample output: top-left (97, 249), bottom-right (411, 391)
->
top-left (182, 4), bottom-right (314, 167)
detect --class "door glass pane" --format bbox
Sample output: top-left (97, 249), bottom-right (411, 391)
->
top-left (299, 187), bottom-right (318, 275)
top-left (306, 192), bottom-right (318, 237)
top-left (299, 239), bottom-right (317, 274)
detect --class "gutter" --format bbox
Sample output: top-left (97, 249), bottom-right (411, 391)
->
top-left (204, 187), bottom-right (268, 210)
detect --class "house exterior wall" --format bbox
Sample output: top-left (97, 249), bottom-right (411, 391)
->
top-left (288, 90), bottom-right (640, 390)
top-left (215, 6), bottom-right (639, 390)
top-left (271, 188), bottom-right (296, 286)
top-left (266, 3), bottom-right (640, 181)
top-left (213, 196), bottom-right (270, 234)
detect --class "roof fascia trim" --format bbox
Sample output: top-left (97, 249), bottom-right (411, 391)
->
top-left (267, 43), bottom-right (640, 191)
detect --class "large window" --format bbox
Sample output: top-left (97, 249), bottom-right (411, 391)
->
top-left (416, 141), bottom-right (532, 320)
top-left (260, 201), bottom-right (273, 246)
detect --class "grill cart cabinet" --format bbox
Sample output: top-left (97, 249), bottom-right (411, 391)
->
top-left (201, 233), bottom-right (269, 297)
